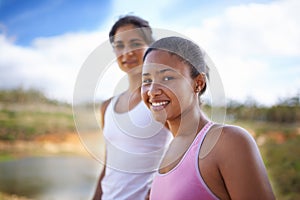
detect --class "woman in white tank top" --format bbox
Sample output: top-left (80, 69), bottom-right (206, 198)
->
top-left (92, 15), bottom-right (172, 200)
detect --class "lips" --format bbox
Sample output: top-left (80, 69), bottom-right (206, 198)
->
top-left (149, 100), bottom-right (170, 111)
top-left (122, 59), bottom-right (138, 66)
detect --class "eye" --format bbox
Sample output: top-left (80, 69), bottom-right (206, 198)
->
top-left (113, 43), bottom-right (124, 50)
top-left (163, 76), bottom-right (174, 81)
top-left (130, 42), bottom-right (144, 49)
top-left (142, 78), bottom-right (152, 84)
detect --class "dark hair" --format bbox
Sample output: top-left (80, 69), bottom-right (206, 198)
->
top-left (109, 15), bottom-right (154, 45)
top-left (143, 36), bottom-right (209, 95)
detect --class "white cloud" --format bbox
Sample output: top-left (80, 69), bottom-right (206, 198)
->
top-left (109, 0), bottom-right (174, 27)
top-left (185, 0), bottom-right (300, 56)
top-left (223, 0), bottom-right (300, 56)
top-left (0, 31), bottom-right (108, 102)
top-left (0, 0), bottom-right (299, 105)
top-left (181, 0), bottom-right (300, 105)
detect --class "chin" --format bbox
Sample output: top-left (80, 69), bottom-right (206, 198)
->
top-left (152, 111), bottom-right (168, 124)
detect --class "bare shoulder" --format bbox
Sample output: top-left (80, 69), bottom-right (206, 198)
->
top-left (200, 124), bottom-right (259, 161)
top-left (218, 125), bottom-right (256, 148)
top-left (99, 97), bottom-right (113, 128)
top-left (220, 124), bottom-right (252, 138)
top-left (100, 98), bottom-right (112, 115)
top-left (213, 124), bottom-right (263, 168)
top-left (211, 124), bottom-right (275, 199)
top-left (200, 124), bottom-right (254, 159)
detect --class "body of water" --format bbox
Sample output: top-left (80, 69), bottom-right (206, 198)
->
top-left (0, 156), bottom-right (101, 200)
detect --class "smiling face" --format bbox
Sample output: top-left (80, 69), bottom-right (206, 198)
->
top-left (141, 50), bottom-right (199, 123)
top-left (112, 24), bottom-right (148, 73)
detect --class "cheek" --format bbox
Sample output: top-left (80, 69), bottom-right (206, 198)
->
top-left (171, 84), bottom-right (193, 105)
top-left (141, 86), bottom-right (149, 104)
top-left (168, 82), bottom-right (186, 97)
top-left (135, 49), bottom-right (147, 59)
top-left (171, 91), bottom-right (182, 107)
top-left (116, 55), bottom-right (123, 65)
top-left (114, 49), bottom-right (123, 59)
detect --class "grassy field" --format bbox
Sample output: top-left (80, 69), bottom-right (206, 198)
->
top-left (0, 192), bottom-right (32, 200)
top-left (0, 103), bottom-right (75, 141)
top-left (262, 136), bottom-right (300, 200)
top-left (0, 88), bottom-right (299, 199)
top-left (234, 120), bottom-right (300, 200)
top-left (0, 102), bottom-right (92, 161)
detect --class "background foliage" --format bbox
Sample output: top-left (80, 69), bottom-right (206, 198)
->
top-left (0, 88), bottom-right (299, 199)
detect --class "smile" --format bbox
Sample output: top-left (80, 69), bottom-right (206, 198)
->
top-left (150, 101), bottom-right (169, 111)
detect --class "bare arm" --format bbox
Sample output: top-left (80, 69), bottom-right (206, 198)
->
top-left (218, 126), bottom-right (275, 200)
top-left (92, 98), bottom-right (112, 200)
top-left (92, 165), bottom-right (106, 200)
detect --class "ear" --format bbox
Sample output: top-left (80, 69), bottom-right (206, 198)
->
top-left (194, 73), bottom-right (206, 93)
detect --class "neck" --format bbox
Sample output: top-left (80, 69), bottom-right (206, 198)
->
top-left (127, 70), bottom-right (142, 92)
top-left (121, 71), bottom-right (142, 105)
top-left (167, 103), bottom-right (208, 138)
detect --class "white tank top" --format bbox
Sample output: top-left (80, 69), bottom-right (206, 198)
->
top-left (102, 96), bottom-right (172, 200)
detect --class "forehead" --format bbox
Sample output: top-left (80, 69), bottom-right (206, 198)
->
top-left (143, 50), bottom-right (190, 75)
top-left (114, 24), bottom-right (145, 42)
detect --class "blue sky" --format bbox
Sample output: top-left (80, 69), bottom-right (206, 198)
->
top-left (0, 0), bottom-right (299, 106)
top-left (0, 0), bottom-right (274, 46)
top-left (0, 0), bottom-right (112, 45)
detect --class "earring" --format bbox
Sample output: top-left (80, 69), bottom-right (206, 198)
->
top-left (195, 86), bottom-right (200, 93)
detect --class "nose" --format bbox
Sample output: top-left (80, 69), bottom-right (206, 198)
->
top-left (116, 45), bottom-right (134, 57)
top-left (147, 82), bottom-right (162, 97)
top-left (123, 45), bottom-right (134, 56)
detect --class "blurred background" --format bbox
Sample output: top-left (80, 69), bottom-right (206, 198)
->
top-left (0, 0), bottom-right (299, 199)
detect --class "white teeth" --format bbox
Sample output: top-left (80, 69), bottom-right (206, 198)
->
top-left (151, 101), bottom-right (168, 106)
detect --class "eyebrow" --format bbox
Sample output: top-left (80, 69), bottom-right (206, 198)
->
top-left (159, 68), bottom-right (176, 73)
top-left (142, 68), bottom-right (176, 77)
top-left (114, 38), bottom-right (144, 44)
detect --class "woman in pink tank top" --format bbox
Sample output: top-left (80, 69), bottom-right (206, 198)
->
top-left (141, 36), bottom-right (275, 199)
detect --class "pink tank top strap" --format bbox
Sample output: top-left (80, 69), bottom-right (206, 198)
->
top-left (193, 121), bottom-right (214, 147)
top-left (150, 121), bottom-right (219, 200)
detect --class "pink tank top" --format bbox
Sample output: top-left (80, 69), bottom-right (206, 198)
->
top-left (150, 121), bottom-right (219, 200)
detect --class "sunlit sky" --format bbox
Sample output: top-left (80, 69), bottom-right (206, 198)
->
top-left (0, 0), bottom-right (299, 106)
